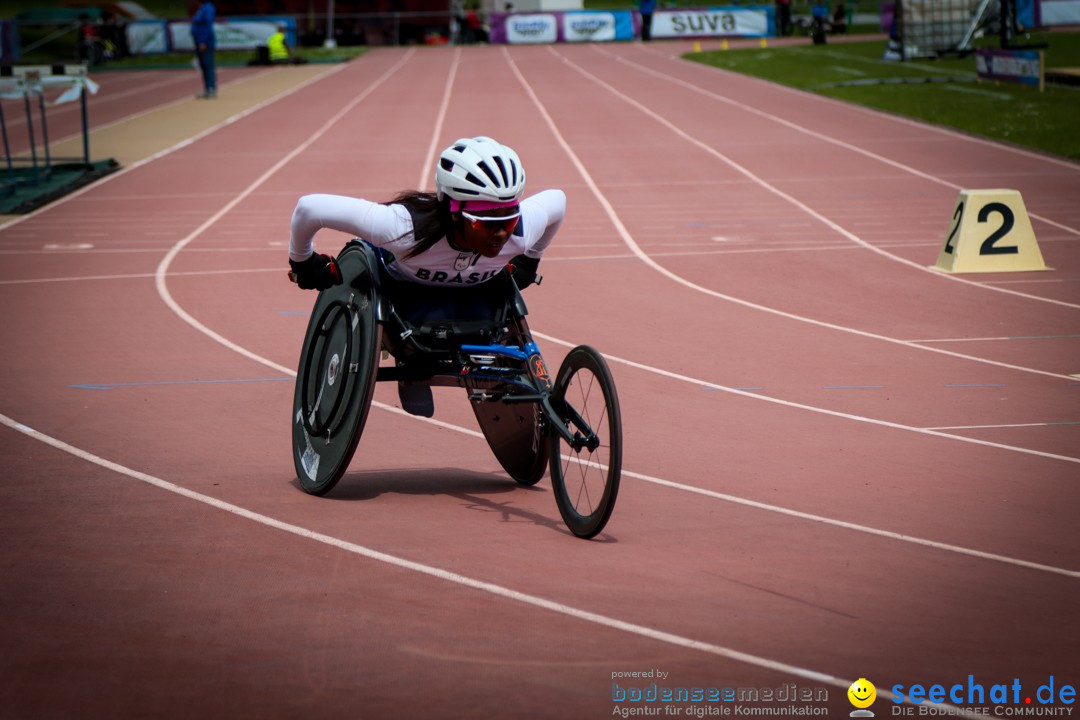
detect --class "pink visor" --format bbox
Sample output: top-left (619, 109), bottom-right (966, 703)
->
top-left (449, 199), bottom-right (520, 213)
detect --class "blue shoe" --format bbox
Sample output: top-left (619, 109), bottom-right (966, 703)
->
top-left (398, 383), bottom-right (434, 417)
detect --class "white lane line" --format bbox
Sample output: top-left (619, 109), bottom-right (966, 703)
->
top-left (634, 41), bottom-right (1080, 173)
top-left (923, 422), bottom-right (1080, 430)
top-left (616, 467), bottom-right (1079, 579)
top-left (528, 330), bottom-right (1079, 466)
top-left (133, 48), bottom-right (1073, 582)
top-left (152, 50), bottom-right (416, 372)
top-left (417, 47), bottom-right (461, 191)
top-left (908, 334), bottom-right (1080, 343)
top-left (3, 51), bottom-right (1061, 690)
top-left (504, 47), bottom-right (1076, 382)
top-left (589, 45), bottom-right (1080, 309)
top-left (0, 412), bottom-right (982, 715)
top-left (11, 46), bottom-right (1066, 634)
top-left (153, 263), bottom-right (1080, 581)
top-left (0, 267), bottom-right (292, 285)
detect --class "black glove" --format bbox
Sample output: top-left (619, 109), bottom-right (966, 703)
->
top-left (288, 253), bottom-right (341, 290)
top-left (507, 254), bottom-right (541, 290)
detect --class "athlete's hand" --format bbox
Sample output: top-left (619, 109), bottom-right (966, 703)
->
top-left (288, 253), bottom-right (341, 290)
top-left (507, 254), bottom-right (541, 289)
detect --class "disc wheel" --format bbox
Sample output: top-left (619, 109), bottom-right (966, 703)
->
top-left (547, 346), bottom-right (622, 538)
top-left (291, 245), bottom-right (381, 495)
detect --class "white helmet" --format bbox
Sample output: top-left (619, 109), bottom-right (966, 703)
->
top-left (435, 136), bottom-right (526, 203)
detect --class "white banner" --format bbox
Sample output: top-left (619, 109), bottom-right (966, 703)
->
top-left (169, 20), bottom-right (280, 51)
top-left (126, 21), bottom-right (168, 54)
top-left (653, 9), bottom-right (769, 37)
top-left (1040, 0), bottom-right (1080, 23)
top-left (506, 14), bottom-right (558, 43)
top-left (563, 12), bottom-right (617, 42)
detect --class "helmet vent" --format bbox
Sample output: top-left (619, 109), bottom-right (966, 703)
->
top-left (477, 161), bottom-right (502, 188)
top-left (492, 156), bottom-right (509, 185)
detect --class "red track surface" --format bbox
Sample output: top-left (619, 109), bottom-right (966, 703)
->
top-left (2, 44), bottom-right (1077, 719)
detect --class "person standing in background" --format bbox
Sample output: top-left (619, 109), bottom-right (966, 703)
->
top-left (192, 0), bottom-right (217, 98)
top-left (638, 0), bottom-right (656, 41)
top-left (776, 0), bottom-right (792, 36)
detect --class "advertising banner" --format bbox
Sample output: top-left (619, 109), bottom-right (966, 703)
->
top-left (167, 17), bottom-right (297, 53)
top-left (126, 19), bottom-right (169, 54)
top-left (975, 48), bottom-right (1044, 90)
top-left (503, 14), bottom-right (559, 44)
top-left (651, 7), bottom-right (773, 38)
top-left (1035, 0), bottom-right (1080, 24)
top-left (492, 10), bottom-right (635, 43)
top-left (563, 11), bottom-right (634, 42)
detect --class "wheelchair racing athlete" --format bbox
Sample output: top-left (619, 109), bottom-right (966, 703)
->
top-left (287, 136), bottom-right (567, 418)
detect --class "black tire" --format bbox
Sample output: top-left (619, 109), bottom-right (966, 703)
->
top-left (291, 244), bottom-right (381, 495)
top-left (548, 346), bottom-right (622, 538)
top-left (470, 316), bottom-right (549, 485)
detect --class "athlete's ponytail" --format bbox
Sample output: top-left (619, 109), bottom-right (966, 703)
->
top-left (387, 190), bottom-right (452, 259)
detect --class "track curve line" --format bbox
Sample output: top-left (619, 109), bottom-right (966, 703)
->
top-left (554, 45), bottom-right (1080, 311)
top-left (150, 256), bottom-right (1080, 580)
top-left (137, 48), bottom-right (1076, 579)
top-left (612, 45), bottom-right (1080, 237)
top-left (503, 48), bottom-right (1078, 383)
top-left (153, 50), bottom-right (416, 369)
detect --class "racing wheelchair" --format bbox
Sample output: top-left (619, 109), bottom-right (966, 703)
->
top-left (290, 241), bottom-right (622, 539)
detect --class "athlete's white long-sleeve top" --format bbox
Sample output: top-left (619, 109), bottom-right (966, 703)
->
top-left (289, 190), bottom-right (565, 287)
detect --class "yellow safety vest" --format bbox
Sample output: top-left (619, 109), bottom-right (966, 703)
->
top-left (267, 32), bottom-right (289, 61)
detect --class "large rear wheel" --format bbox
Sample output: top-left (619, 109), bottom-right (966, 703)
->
top-left (291, 244), bottom-right (381, 495)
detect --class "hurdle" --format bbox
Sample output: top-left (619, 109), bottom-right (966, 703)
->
top-left (0, 63), bottom-right (117, 213)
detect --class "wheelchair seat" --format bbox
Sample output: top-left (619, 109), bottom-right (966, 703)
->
top-left (346, 240), bottom-right (528, 361)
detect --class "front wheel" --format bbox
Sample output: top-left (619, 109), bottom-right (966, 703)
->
top-left (548, 346), bottom-right (622, 539)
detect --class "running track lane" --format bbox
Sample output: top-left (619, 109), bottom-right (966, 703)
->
top-left (0, 45), bottom-right (1077, 719)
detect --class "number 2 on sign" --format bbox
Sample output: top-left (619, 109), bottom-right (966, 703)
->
top-left (942, 200), bottom-right (1018, 255)
top-left (943, 201), bottom-right (963, 254)
top-left (977, 202), bottom-right (1018, 255)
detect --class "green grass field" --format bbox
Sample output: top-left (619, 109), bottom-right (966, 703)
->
top-left (687, 33), bottom-right (1080, 160)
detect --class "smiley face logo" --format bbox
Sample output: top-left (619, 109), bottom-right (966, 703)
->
top-left (848, 678), bottom-right (877, 709)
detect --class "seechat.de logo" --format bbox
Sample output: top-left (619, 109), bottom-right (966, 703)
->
top-left (849, 678), bottom-right (877, 718)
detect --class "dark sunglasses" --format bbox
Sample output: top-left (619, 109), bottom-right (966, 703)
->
top-left (461, 209), bottom-right (521, 234)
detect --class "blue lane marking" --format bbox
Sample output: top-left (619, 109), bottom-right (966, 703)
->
top-left (278, 311), bottom-right (309, 316)
top-left (69, 378), bottom-right (293, 391)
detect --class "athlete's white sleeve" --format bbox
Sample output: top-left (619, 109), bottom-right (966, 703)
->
top-left (522, 189), bottom-right (566, 259)
top-left (289, 194), bottom-right (412, 262)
